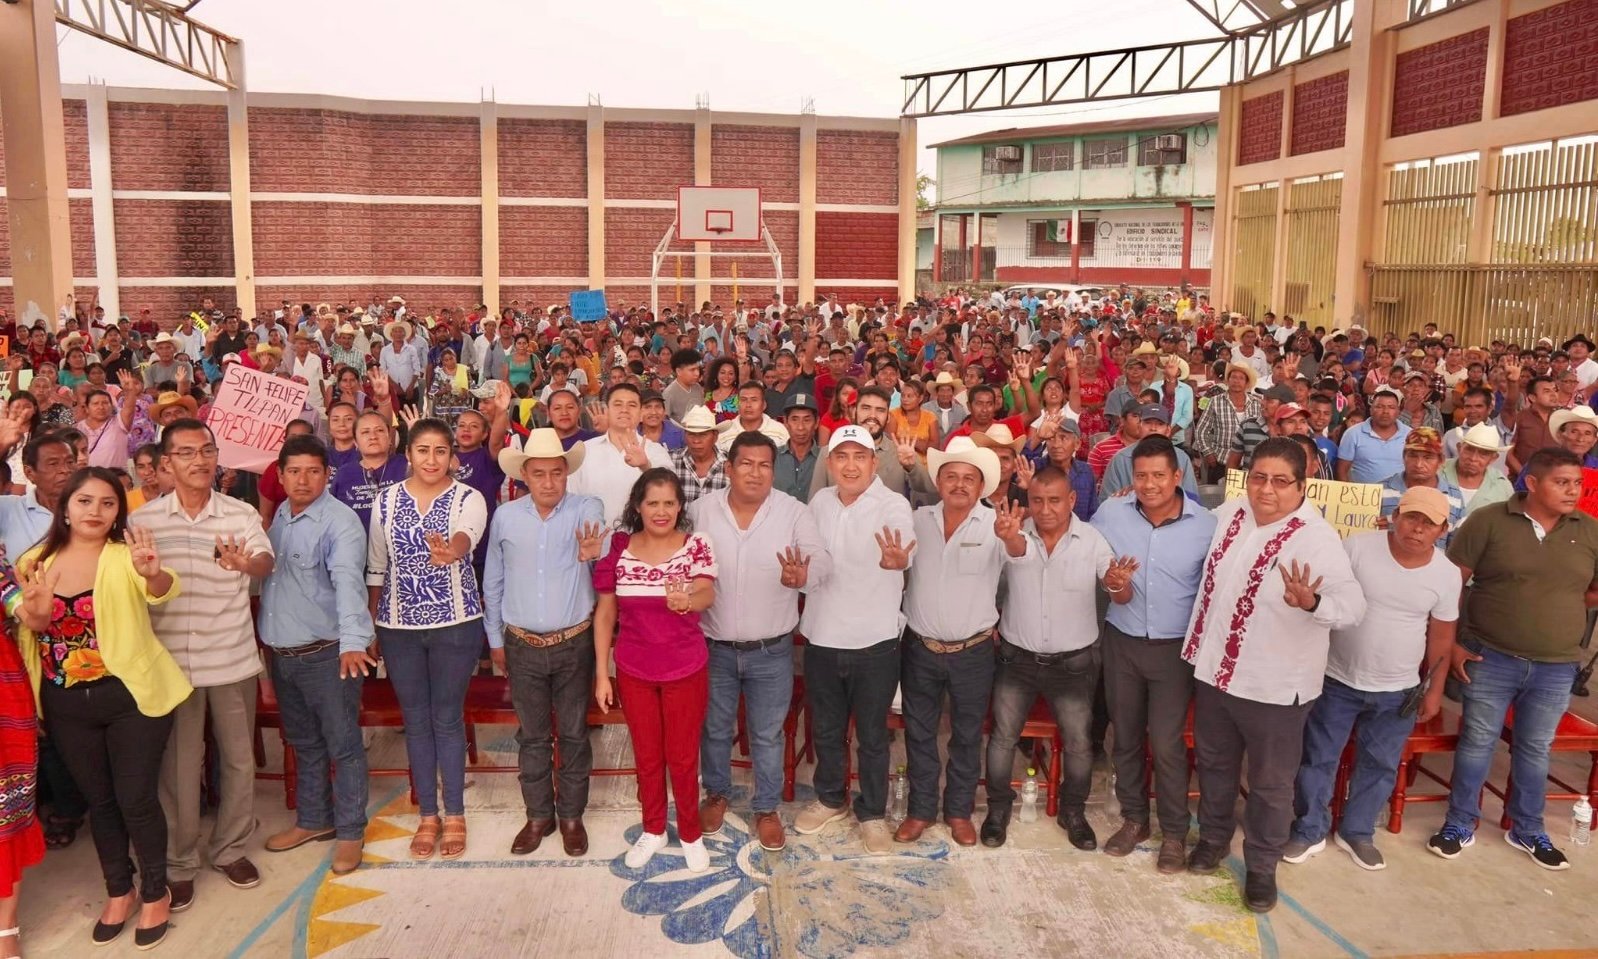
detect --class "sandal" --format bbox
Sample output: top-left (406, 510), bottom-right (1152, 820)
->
top-left (0, 925), bottom-right (18, 959)
top-left (44, 814), bottom-right (81, 849)
top-left (440, 815), bottom-right (467, 861)
top-left (410, 816), bottom-right (441, 860)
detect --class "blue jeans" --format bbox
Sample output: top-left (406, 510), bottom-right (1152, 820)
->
top-left (1446, 641), bottom-right (1578, 837)
top-left (269, 643), bottom-right (369, 840)
top-left (379, 621), bottom-right (484, 817)
top-left (902, 635), bottom-right (995, 821)
top-left (1290, 677), bottom-right (1413, 845)
top-left (700, 635), bottom-right (794, 814)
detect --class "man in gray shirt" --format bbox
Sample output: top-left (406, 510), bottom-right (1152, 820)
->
top-left (144, 332), bottom-right (193, 387)
top-left (661, 348), bottom-right (704, 425)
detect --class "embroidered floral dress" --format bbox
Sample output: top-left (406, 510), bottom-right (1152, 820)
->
top-left (40, 589), bottom-right (106, 687)
top-left (0, 568), bottom-right (43, 896)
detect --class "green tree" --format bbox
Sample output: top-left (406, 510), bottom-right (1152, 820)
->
top-left (916, 173), bottom-right (935, 211)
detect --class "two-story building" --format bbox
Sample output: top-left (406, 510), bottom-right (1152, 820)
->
top-left (931, 112), bottom-right (1217, 291)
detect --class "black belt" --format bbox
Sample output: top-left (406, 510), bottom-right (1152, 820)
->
top-left (273, 639), bottom-right (339, 658)
top-left (1000, 637), bottom-right (1094, 665)
top-left (709, 633), bottom-right (788, 652)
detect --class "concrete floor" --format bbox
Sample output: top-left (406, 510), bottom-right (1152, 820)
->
top-left (15, 696), bottom-right (1598, 959)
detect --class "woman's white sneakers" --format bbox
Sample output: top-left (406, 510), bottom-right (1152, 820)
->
top-left (681, 837), bottom-right (710, 873)
top-left (625, 831), bottom-right (668, 869)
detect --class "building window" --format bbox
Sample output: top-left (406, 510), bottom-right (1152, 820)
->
top-left (1138, 132), bottom-right (1188, 166)
top-left (1031, 142), bottom-right (1074, 173)
top-left (981, 145), bottom-right (1024, 175)
top-left (1079, 220), bottom-right (1097, 258)
top-left (1027, 220), bottom-right (1072, 258)
top-left (1084, 138), bottom-right (1128, 169)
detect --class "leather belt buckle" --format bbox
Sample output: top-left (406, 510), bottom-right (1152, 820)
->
top-left (275, 638), bottom-right (339, 658)
top-left (507, 619), bottom-right (592, 648)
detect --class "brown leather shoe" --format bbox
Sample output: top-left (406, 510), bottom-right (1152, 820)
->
top-left (1103, 820), bottom-right (1152, 858)
top-left (1156, 836), bottom-right (1188, 874)
top-left (511, 819), bottom-right (554, 855)
top-left (168, 880), bottom-right (195, 914)
top-left (894, 817), bottom-right (932, 843)
top-left (216, 857), bottom-right (261, 889)
top-left (331, 839), bottom-right (363, 875)
top-left (945, 817), bottom-right (978, 847)
top-left (264, 825), bottom-right (335, 852)
top-left (753, 812), bottom-right (785, 852)
top-left (558, 818), bottom-right (588, 857)
top-left (700, 794), bottom-right (728, 835)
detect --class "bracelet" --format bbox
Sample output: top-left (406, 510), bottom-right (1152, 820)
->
top-left (1107, 584), bottom-right (1129, 595)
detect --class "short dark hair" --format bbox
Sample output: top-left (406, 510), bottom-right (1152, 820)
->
top-left (603, 382), bottom-right (642, 404)
top-left (1031, 465), bottom-right (1070, 490)
top-left (22, 430), bottom-right (74, 470)
top-left (1250, 436), bottom-right (1309, 484)
top-left (967, 384), bottom-right (997, 406)
top-left (737, 380), bottom-right (767, 395)
top-left (856, 384), bottom-right (894, 407)
top-left (160, 418), bottom-right (212, 456)
top-left (1529, 375), bottom-right (1555, 393)
top-left (670, 348), bottom-right (702, 371)
top-left (278, 433), bottom-right (329, 470)
top-left (1462, 386), bottom-right (1493, 406)
top-left (727, 431), bottom-right (777, 464)
top-left (1524, 446), bottom-right (1582, 483)
top-left (1130, 435), bottom-right (1180, 474)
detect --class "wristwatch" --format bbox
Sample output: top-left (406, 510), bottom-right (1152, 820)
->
top-left (1308, 593), bottom-right (1322, 613)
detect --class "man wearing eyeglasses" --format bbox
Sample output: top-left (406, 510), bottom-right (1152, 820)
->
top-left (133, 418), bottom-right (277, 912)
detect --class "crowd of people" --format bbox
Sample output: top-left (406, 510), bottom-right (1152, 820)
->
top-left (0, 284), bottom-right (1590, 954)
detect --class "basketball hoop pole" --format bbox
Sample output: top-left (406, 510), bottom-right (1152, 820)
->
top-left (650, 220), bottom-right (783, 319)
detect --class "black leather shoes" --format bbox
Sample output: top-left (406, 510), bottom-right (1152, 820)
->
top-left (1244, 871), bottom-right (1278, 913)
top-left (1187, 840), bottom-right (1227, 874)
top-left (1056, 810), bottom-right (1097, 851)
top-left (980, 804), bottom-right (1011, 848)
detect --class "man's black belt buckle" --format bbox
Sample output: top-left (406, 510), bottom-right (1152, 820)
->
top-left (711, 634), bottom-right (787, 652)
top-left (1001, 637), bottom-right (1078, 666)
top-left (275, 638), bottom-right (339, 658)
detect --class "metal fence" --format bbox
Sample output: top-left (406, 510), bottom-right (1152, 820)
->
top-left (1230, 184), bottom-right (1279, 320)
top-left (1282, 177), bottom-right (1342, 329)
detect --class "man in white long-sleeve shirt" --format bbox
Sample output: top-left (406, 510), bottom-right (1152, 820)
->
top-left (1180, 436), bottom-right (1365, 914)
top-left (792, 425), bottom-right (915, 854)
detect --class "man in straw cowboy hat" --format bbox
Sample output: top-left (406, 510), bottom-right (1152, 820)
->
top-left (671, 406), bottom-right (729, 505)
top-left (379, 318), bottom-right (424, 403)
top-left (1440, 421), bottom-right (1514, 517)
top-left (485, 428), bottom-right (606, 859)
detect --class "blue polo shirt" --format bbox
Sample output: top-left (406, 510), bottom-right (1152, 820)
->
top-left (0, 494), bottom-right (54, 562)
top-left (1338, 420), bottom-right (1412, 484)
top-left (1091, 493), bottom-right (1219, 639)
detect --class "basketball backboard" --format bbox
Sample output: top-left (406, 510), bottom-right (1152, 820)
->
top-left (677, 186), bottom-right (762, 242)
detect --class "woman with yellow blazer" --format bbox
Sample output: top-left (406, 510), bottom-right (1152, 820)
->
top-left (17, 466), bottom-right (188, 951)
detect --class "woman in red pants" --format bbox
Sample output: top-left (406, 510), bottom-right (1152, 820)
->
top-left (593, 468), bottom-right (716, 874)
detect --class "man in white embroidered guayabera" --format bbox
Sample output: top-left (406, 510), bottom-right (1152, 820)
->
top-left (1180, 436), bottom-right (1365, 915)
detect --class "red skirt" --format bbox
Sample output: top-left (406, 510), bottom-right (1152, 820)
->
top-left (0, 636), bottom-right (42, 898)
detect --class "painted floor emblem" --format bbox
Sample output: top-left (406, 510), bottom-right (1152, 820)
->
top-left (610, 809), bottom-right (950, 959)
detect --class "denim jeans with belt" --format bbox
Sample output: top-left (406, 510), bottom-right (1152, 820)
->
top-left (504, 628), bottom-right (596, 821)
top-left (1445, 640), bottom-right (1578, 838)
top-left (701, 634), bottom-right (794, 814)
top-left (805, 638), bottom-right (901, 821)
top-left (985, 639), bottom-right (1099, 812)
top-left (379, 620), bottom-right (484, 818)
top-left (901, 634), bottom-right (995, 821)
top-left (269, 642), bottom-right (369, 841)
top-left (1290, 676), bottom-right (1413, 845)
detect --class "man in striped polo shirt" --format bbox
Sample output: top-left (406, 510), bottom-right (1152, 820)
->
top-left (133, 418), bottom-right (276, 912)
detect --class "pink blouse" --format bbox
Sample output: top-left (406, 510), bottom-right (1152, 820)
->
top-left (593, 532), bottom-right (717, 683)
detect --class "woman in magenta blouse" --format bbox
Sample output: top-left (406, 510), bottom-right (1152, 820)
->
top-left (593, 468), bottom-right (717, 875)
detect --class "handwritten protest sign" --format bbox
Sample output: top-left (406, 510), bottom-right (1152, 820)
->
top-left (0, 336), bottom-right (10, 359)
top-left (205, 364), bottom-right (310, 473)
top-left (1579, 468), bottom-right (1598, 519)
top-left (569, 290), bottom-right (608, 322)
top-left (1224, 469), bottom-right (1383, 539)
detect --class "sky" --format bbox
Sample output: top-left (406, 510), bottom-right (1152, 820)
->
top-left (55, 0), bottom-right (1223, 200)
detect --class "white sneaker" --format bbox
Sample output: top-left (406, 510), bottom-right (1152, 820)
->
top-left (625, 831), bottom-right (668, 869)
top-left (794, 800), bottom-right (849, 835)
top-left (859, 819), bottom-right (893, 854)
top-left (681, 837), bottom-right (710, 873)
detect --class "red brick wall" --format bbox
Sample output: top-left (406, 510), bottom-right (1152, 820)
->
top-left (500, 207), bottom-right (587, 276)
top-left (108, 103), bottom-right (231, 192)
top-left (1500, 0), bottom-right (1598, 117)
top-left (116, 285), bottom-right (238, 322)
top-left (113, 200), bottom-right (234, 277)
top-left (816, 131), bottom-right (898, 205)
top-left (70, 199), bottom-right (96, 277)
top-left (817, 286), bottom-right (899, 305)
top-left (711, 125), bottom-right (800, 203)
top-left (0, 100), bottom-right (90, 189)
top-left (605, 208), bottom-right (692, 279)
top-left (499, 119), bottom-right (586, 197)
top-left (1290, 72), bottom-right (1349, 156)
top-left (1237, 91), bottom-right (1284, 165)
top-left (707, 285), bottom-right (795, 309)
top-left (248, 109), bottom-right (480, 195)
top-left (497, 286), bottom-right (582, 312)
top-left (252, 203), bottom-right (479, 276)
top-left (605, 122), bottom-right (694, 200)
top-left (816, 212), bottom-right (895, 280)
top-left (1390, 28), bottom-right (1488, 137)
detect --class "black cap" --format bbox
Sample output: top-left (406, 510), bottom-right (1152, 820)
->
top-left (783, 392), bottom-right (819, 414)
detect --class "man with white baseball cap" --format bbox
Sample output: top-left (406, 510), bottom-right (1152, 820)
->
top-left (794, 424), bottom-right (916, 854)
top-left (1440, 422), bottom-right (1514, 516)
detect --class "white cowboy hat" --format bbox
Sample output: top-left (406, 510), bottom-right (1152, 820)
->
top-left (497, 427), bottom-right (585, 477)
top-left (1551, 406), bottom-right (1598, 436)
top-left (970, 423), bottom-right (1025, 453)
top-left (680, 406), bottom-right (718, 433)
top-left (927, 436), bottom-right (1001, 499)
top-left (151, 331), bottom-right (176, 345)
top-left (1160, 353), bottom-right (1191, 381)
top-left (387, 295), bottom-right (407, 306)
top-left (933, 371), bottom-right (959, 388)
top-left (383, 320), bottom-right (411, 340)
top-left (1459, 422), bottom-right (1508, 453)
top-left (336, 324), bottom-right (359, 337)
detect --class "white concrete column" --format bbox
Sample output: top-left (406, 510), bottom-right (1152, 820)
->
top-left (586, 104), bottom-right (606, 291)
top-left (1268, 69), bottom-right (1297, 316)
top-left (693, 107), bottom-right (712, 307)
top-left (1332, 0), bottom-right (1389, 327)
top-left (1211, 87), bottom-right (1240, 305)
top-left (84, 81), bottom-right (120, 320)
top-left (897, 116), bottom-right (918, 304)
top-left (798, 113), bottom-right (818, 306)
top-left (480, 97), bottom-right (500, 316)
top-left (224, 43), bottom-right (256, 315)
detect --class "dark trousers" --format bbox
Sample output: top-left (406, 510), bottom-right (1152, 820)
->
top-left (901, 634), bottom-right (995, 821)
top-left (379, 621), bottom-right (482, 818)
top-left (1104, 625), bottom-right (1195, 834)
top-left (805, 638), bottom-right (900, 821)
top-left (1193, 681), bottom-right (1311, 875)
top-left (269, 643), bottom-right (369, 841)
top-left (985, 640), bottom-right (1098, 811)
top-left (41, 678), bottom-right (173, 901)
top-left (38, 733), bottom-right (88, 820)
top-left (503, 629), bottom-right (595, 821)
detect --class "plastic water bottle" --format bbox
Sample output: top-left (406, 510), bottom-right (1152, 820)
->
top-left (1572, 797), bottom-right (1593, 847)
top-left (888, 765), bottom-right (909, 824)
top-left (1019, 768), bottom-right (1039, 823)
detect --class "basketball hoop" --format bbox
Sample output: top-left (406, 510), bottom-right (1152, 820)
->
top-left (652, 186), bottom-right (783, 318)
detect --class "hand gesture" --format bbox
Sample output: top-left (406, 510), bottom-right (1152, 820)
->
top-left (19, 562), bottom-right (58, 626)
top-left (1104, 555), bottom-right (1140, 594)
top-left (215, 534), bottom-right (250, 572)
top-left (1014, 455), bottom-right (1037, 490)
top-left (1064, 349), bottom-right (1079, 371)
top-left (575, 521), bottom-right (605, 562)
top-left (369, 369), bottom-right (391, 400)
top-left (175, 363), bottom-right (190, 388)
top-left (485, 380), bottom-right (512, 418)
top-left (993, 498), bottom-right (1025, 541)
top-left (1500, 353), bottom-right (1521, 379)
top-left (340, 647), bottom-right (379, 680)
top-left (219, 468), bottom-right (237, 493)
top-left (874, 525), bottom-right (915, 570)
top-left (117, 368), bottom-right (143, 397)
top-left (890, 430), bottom-right (918, 470)
top-left (1449, 643), bottom-right (1483, 685)
top-left (1283, 353), bottom-right (1301, 376)
top-left (127, 526), bottom-right (161, 578)
top-left (664, 575), bottom-right (692, 614)
top-left (399, 405), bottom-right (422, 431)
top-left (1036, 411), bottom-right (1061, 442)
top-left (0, 407), bottom-right (24, 453)
top-left (424, 531), bottom-right (457, 566)
top-left (620, 432), bottom-right (649, 469)
top-left (1279, 559), bottom-right (1323, 611)
top-left (776, 546), bottom-right (810, 589)
top-left (583, 398), bottom-right (608, 433)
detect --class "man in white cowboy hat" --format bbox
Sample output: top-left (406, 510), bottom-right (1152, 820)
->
top-left (671, 406), bottom-right (729, 505)
top-left (1541, 405), bottom-right (1598, 471)
top-left (1148, 354), bottom-right (1195, 444)
top-left (794, 424), bottom-right (916, 854)
top-left (1441, 421), bottom-right (1515, 516)
top-left (144, 331), bottom-right (193, 388)
top-left (327, 323), bottom-right (366, 373)
top-left (379, 318), bottom-right (424, 402)
top-left (928, 371), bottom-right (968, 437)
top-left (970, 423), bottom-right (1028, 508)
top-left (894, 436), bottom-right (1013, 849)
top-left (485, 429), bottom-right (605, 858)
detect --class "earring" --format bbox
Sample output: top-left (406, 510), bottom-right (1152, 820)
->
top-left (63, 518), bottom-right (70, 526)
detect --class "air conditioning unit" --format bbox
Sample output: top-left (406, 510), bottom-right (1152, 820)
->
top-left (1155, 135), bottom-right (1184, 151)
top-left (994, 145), bottom-right (1023, 161)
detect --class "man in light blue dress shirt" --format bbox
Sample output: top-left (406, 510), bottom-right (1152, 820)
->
top-left (258, 435), bottom-right (375, 877)
top-left (0, 432), bottom-right (75, 561)
top-left (484, 429), bottom-right (605, 858)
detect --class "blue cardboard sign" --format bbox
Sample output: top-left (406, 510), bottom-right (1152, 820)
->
top-left (569, 289), bottom-right (608, 321)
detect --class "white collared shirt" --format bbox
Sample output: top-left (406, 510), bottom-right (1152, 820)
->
top-left (801, 478), bottom-right (914, 649)
top-left (690, 488), bottom-right (831, 643)
top-left (566, 432), bottom-right (672, 525)
top-left (999, 520), bottom-right (1114, 653)
top-left (904, 501), bottom-right (1008, 641)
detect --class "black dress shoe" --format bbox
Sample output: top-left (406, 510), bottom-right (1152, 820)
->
top-left (1187, 840), bottom-right (1228, 874)
top-left (980, 805), bottom-right (1011, 848)
top-left (167, 881), bottom-right (194, 913)
top-left (1244, 871), bottom-right (1278, 913)
top-left (1056, 810), bottom-right (1097, 851)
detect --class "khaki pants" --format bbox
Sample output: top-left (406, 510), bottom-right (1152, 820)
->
top-left (159, 675), bottom-right (259, 880)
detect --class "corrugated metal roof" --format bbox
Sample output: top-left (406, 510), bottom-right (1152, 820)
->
top-left (928, 111), bottom-right (1218, 149)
